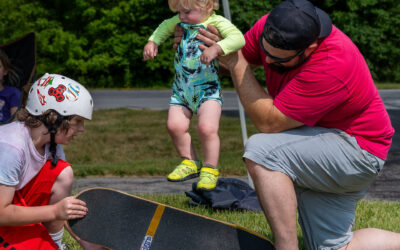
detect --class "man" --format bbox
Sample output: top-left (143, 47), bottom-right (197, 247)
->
top-left (192, 0), bottom-right (398, 249)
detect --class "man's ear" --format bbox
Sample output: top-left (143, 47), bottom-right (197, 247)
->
top-left (304, 41), bottom-right (318, 57)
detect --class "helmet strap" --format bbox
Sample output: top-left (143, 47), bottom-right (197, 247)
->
top-left (39, 114), bottom-right (68, 166)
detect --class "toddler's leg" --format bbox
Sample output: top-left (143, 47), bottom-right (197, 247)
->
top-left (196, 100), bottom-right (221, 190)
top-left (197, 100), bottom-right (221, 168)
top-left (166, 105), bottom-right (197, 160)
top-left (167, 105), bottom-right (202, 182)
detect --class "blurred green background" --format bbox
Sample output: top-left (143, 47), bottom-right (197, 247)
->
top-left (0, 0), bottom-right (398, 88)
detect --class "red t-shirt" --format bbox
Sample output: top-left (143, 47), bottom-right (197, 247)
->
top-left (242, 14), bottom-right (394, 160)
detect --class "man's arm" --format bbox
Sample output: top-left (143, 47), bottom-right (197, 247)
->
top-left (196, 26), bottom-right (303, 133)
top-left (223, 50), bottom-right (303, 133)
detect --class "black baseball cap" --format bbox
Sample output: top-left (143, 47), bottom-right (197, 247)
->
top-left (262, 0), bottom-right (332, 50)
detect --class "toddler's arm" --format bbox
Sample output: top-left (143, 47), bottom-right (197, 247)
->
top-left (205, 15), bottom-right (245, 56)
top-left (198, 15), bottom-right (245, 66)
top-left (144, 15), bottom-right (180, 60)
top-left (143, 41), bottom-right (158, 60)
top-left (200, 44), bottom-right (223, 66)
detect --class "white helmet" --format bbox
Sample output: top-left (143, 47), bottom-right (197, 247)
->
top-left (26, 73), bottom-right (93, 120)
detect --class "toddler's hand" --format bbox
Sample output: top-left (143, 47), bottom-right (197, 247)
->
top-left (54, 196), bottom-right (87, 220)
top-left (143, 41), bottom-right (158, 60)
top-left (200, 44), bottom-right (223, 67)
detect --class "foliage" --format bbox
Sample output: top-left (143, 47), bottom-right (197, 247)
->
top-left (0, 0), bottom-right (399, 87)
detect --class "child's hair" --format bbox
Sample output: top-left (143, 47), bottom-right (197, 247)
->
top-left (168, 0), bottom-right (219, 12)
top-left (17, 108), bottom-right (73, 132)
top-left (0, 49), bottom-right (20, 87)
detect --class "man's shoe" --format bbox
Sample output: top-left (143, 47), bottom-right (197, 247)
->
top-left (197, 167), bottom-right (219, 190)
top-left (167, 159), bottom-right (202, 182)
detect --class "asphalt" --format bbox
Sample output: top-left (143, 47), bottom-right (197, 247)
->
top-left (72, 90), bottom-right (400, 202)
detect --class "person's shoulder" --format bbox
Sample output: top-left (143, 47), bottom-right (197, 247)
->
top-left (0, 122), bottom-right (27, 147)
top-left (2, 85), bottom-right (21, 94)
top-left (317, 25), bottom-right (361, 60)
top-left (245, 13), bottom-right (270, 35)
top-left (322, 26), bottom-right (354, 47)
top-left (255, 13), bottom-right (270, 26)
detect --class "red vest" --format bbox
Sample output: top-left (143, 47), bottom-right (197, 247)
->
top-left (0, 160), bottom-right (70, 249)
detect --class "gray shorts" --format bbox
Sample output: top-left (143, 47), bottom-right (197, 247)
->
top-left (243, 126), bottom-right (384, 250)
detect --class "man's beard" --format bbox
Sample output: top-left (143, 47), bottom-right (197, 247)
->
top-left (268, 54), bottom-right (309, 74)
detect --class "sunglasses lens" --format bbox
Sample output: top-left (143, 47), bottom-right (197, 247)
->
top-left (260, 37), bottom-right (305, 63)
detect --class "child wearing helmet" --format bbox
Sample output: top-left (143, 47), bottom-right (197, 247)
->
top-left (0, 73), bottom-right (102, 249)
top-left (143, 0), bottom-right (245, 190)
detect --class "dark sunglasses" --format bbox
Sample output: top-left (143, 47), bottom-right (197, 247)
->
top-left (259, 36), bottom-right (306, 63)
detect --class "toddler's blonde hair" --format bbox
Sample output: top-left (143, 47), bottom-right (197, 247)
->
top-left (168, 0), bottom-right (219, 12)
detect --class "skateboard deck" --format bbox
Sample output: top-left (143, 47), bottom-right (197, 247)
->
top-left (67, 187), bottom-right (274, 250)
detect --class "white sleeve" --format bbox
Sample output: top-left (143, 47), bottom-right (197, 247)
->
top-left (0, 143), bottom-right (23, 186)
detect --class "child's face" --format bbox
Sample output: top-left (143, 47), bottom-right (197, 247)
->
top-left (55, 116), bottom-right (85, 145)
top-left (177, 4), bottom-right (212, 24)
top-left (0, 60), bottom-right (8, 84)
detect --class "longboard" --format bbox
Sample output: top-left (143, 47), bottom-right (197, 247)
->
top-left (67, 187), bottom-right (274, 250)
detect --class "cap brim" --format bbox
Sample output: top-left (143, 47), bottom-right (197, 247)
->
top-left (316, 7), bottom-right (332, 38)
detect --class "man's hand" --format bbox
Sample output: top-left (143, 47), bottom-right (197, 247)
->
top-left (197, 25), bottom-right (239, 73)
top-left (197, 25), bottom-right (222, 51)
top-left (173, 25), bottom-right (222, 51)
top-left (143, 41), bottom-right (158, 60)
top-left (173, 25), bottom-right (184, 50)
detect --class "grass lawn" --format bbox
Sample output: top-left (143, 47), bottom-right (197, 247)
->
top-left (62, 108), bottom-right (400, 249)
top-left (64, 108), bottom-right (259, 177)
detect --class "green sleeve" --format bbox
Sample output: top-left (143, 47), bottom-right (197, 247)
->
top-left (204, 14), bottom-right (245, 55)
top-left (148, 15), bottom-right (181, 45)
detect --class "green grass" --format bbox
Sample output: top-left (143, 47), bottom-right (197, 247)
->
top-left (62, 194), bottom-right (400, 249)
top-left (64, 108), bottom-right (258, 177)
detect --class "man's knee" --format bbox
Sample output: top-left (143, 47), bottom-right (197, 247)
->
top-left (244, 158), bottom-right (270, 178)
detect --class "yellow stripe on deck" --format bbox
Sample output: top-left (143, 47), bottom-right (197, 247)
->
top-left (145, 204), bottom-right (166, 237)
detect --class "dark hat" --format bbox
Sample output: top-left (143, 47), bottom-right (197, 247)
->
top-left (262, 0), bottom-right (332, 50)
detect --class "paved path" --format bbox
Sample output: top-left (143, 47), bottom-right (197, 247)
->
top-left (73, 176), bottom-right (249, 195)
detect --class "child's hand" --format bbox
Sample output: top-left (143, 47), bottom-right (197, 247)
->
top-left (54, 196), bottom-right (87, 220)
top-left (143, 41), bottom-right (158, 60)
top-left (200, 44), bottom-right (223, 67)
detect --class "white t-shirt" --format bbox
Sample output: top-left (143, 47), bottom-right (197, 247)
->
top-left (0, 121), bottom-right (65, 190)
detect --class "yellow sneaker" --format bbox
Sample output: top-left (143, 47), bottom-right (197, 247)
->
top-left (167, 159), bottom-right (202, 182)
top-left (197, 167), bottom-right (219, 190)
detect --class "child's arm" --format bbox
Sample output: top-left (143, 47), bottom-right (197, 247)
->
top-left (144, 15), bottom-right (180, 60)
top-left (200, 44), bottom-right (223, 67)
top-left (143, 41), bottom-right (158, 60)
top-left (200, 15), bottom-right (245, 66)
top-left (0, 184), bottom-right (87, 226)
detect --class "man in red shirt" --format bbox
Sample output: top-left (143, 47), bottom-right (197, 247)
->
top-left (194, 0), bottom-right (398, 249)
